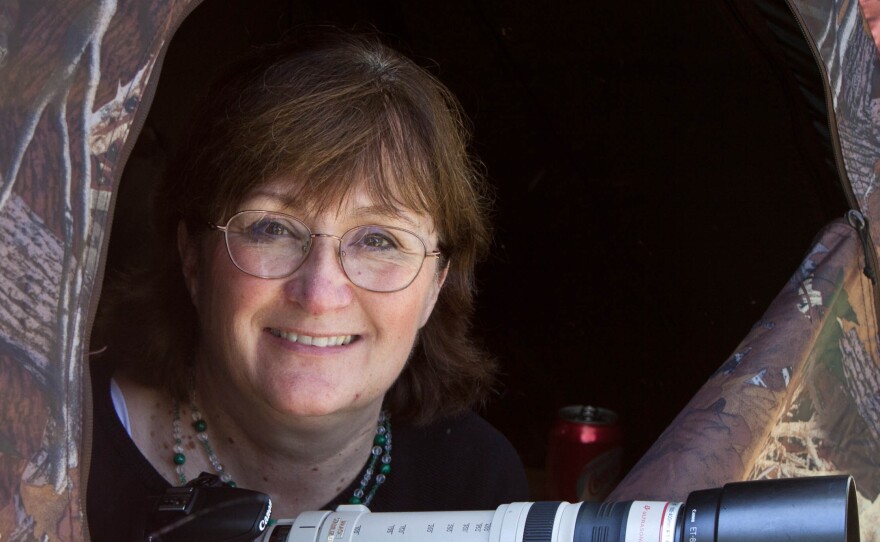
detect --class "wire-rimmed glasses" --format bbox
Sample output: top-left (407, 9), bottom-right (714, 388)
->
top-left (208, 210), bottom-right (442, 293)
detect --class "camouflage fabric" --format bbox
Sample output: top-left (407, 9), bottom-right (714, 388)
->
top-left (611, 1), bottom-right (880, 539)
top-left (0, 0), bottom-right (879, 540)
top-left (0, 1), bottom-right (198, 539)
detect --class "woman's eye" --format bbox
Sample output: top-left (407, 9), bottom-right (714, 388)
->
top-left (253, 220), bottom-right (291, 236)
top-left (241, 218), bottom-right (296, 240)
top-left (361, 232), bottom-right (397, 250)
top-left (265, 221), bottom-right (290, 236)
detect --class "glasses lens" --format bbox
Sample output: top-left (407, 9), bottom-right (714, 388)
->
top-left (224, 211), bottom-right (310, 278)
top-left (341, 226), bottom-right (428, 292)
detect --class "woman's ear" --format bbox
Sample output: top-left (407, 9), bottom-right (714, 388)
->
top-left (418, 262), bottom-right (449, 328)
top-left (177, 221), bottom-right (200, 305)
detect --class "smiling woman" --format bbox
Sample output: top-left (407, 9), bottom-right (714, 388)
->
top-left (180, 180), bottom-right (446, 421)
top-left (87, 29), bottom-right (528, 540)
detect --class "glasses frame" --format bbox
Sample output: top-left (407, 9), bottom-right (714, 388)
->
top-left (208, 210), bottom-right (443, 293)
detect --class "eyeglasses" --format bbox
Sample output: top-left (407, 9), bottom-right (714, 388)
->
top-left (208, 210), bottom-right (442, 293)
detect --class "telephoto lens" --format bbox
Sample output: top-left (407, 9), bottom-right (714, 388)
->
top-left (261, 475), bottom-right (859, 542)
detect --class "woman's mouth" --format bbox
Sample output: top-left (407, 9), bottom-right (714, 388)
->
top-left (268, 328), bottom-right (355, 347)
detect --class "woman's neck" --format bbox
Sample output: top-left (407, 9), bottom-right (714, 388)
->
top-left (181, 369), bottom-right (384, 516)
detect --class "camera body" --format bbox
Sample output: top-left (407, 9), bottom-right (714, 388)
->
top-left (145, 473), bottom-right (272, 541)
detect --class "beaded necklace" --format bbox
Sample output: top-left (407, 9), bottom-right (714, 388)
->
top-left (171, 397), bottom-right (392, 506)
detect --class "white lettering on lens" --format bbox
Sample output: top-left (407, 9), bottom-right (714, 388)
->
top-left (259, 500), bottom-right (272, 531)
top-left (639, 507), bottom-right (649, 542)
top-left (338, 520), bottom-right (347, 538)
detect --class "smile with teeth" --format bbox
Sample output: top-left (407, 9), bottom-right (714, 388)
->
top-left (268, 328), bottom-right (355, 347)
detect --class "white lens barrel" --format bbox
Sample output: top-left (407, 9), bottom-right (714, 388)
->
top-left (261, 501), bottom-right (681, 542)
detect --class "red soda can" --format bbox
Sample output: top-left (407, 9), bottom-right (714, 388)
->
top-left (544, 405), bottom-right (623, 502)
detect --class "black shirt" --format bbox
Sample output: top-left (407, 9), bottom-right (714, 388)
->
top-left (86, 359), bottom-right (530, 541)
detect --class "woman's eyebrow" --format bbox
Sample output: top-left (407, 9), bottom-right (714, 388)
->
top-left (351, 204), bottom-right (419, 228)
top-left (246, 189), bottom-right (294, 207)
top-left (243, 190), bottom-right (424, 229)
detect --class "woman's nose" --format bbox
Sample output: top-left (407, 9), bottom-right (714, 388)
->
top-left (284, 236), bottom-right (354, 313)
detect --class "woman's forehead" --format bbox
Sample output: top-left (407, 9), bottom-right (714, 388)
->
top-left (240, 178), bottom-right (437, 232)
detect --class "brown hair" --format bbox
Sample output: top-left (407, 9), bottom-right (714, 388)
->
top-left (97, 30), bottom-right (495, 424)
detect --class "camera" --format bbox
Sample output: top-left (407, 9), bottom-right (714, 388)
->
top-left (145, 473), bottom-right (272, 541)
top-left (145, 474), bottom-right (859, 542)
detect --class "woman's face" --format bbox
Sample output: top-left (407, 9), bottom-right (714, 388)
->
top-left (180, 177), bottom-right (447, 420)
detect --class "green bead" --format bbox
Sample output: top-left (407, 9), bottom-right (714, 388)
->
top-left (173, 453), bottom-right (186, 465)
top-left (349, 496), bottom-right (363, 505)
top-left (193, 419), bottom-right (207, 432)
top-left (373, 434), bottom-right (387, 446)
top-left (380, 464), bottom-right (391, 475)
top-left (226, 481), bottom-right (237, 488)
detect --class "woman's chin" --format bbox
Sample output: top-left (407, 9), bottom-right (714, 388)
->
top-left (251, 370), bottom-right (382, 419)
top-left (263, 387), bottom-right (361, 419)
